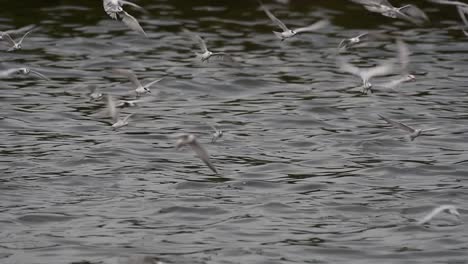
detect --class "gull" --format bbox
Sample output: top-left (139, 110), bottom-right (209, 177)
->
top-left (1, 30), bottom-right (33, 51)
top-left (337, 57), bottom-right (395, 93)
top-left (87, 85), bottom-right (103, 101)
top-left (350, 0), bottom-right (429, 25)
top-left (175, 134), bottom-right (218, 174)
top-left (0, 67), bottom-right (49, 80)
top-left (338, 32), bottom-right (369, 52)
top-left (103, 0), bottom-right (147, 37)
top-left (209, 124), bottom-right (223, 143)
top-left (259, 4), bottom-right (329, 40)
top-left (182, 29), bottom-right (234, 62)
top-left (457, 6), bottom-right (468, 36)
top-left (112, 69), bottom-right (163, 97)
top-left (107, 95), bottom-right (133, 129)
top-left (417, 205), bottom-right (461, 225)
top-left (378, 114), bottom-right (439, 141)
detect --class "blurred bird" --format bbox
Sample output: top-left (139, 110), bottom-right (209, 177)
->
top-left (112, 69), bottom-right (163, 97)
top-left (0, 25), bottom-right (35, 40)
top-left (350, 0), bottom-right (429, 25)
top-left (175, 134), bottom-right (218, 174)
top-left (87, 85), bottom-right (103, 101)
top-left (209, 124), bottom-right (223, 143)
top-left (182, 29), bottom-right (234, 62)
top-left (1, 30), bottom-right (34, 51)
top-left (107, 95), bottom-right (133, 129)
top-left (338, 32), bottom-right (369, 52)
top-left (103, 0), bottom-right (147, 37)
top-left (259, 3), bottom-right (328, 40)
top-left (378, 114), bottom-right (439, 141)
top-left (417, 205), bottom-right (460, 225)
top-left (337, 57), bottom-right (395, 93)
top-left (0, 67), bottom-right (49, 80)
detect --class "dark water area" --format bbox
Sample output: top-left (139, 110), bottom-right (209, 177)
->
top-left (1, 0), bottom-right (468, 263)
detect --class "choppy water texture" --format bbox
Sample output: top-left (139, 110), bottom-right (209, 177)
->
top-left (1, 0), bottom-right (468, 263)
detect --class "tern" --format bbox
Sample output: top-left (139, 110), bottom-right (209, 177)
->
top-left (112, 69), bottom-right (163, 97)
top-left (337, 57), bottom-right (395, 93)
top-left (350, 0), bottom-right (429, 25)
top-left (1, 30), bottom-right (34, 51)
top-left (259, 3), bottom-right (329, 40)
top-left (183, 29), bottom-right (234, 62)
top-left (103, 0), bottom-right (147, 37)
top-left (87, 85), bottom-right (103, 101)
top-left (209, 124), bottom-right (223, 143)
top-left (175, 134), bottom-right (218, 174)
top-left (107, 95), bottom-right (133, 129)
top-left (0, 25), bottom-right (35, 41)
top-left (417, 205), bottom-right (461, 225)
top-left (378, 114), bottom-right (439, 141)
top-left (0, 67), bottom-right (49, 80)
top-left (338, 32), bottom-right (369, 52)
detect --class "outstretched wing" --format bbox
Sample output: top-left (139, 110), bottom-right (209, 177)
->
top-left (364, 62), bottom-right (395, 80)
top-left (107, 95), bottom-right (119, 123)
top-left (112, 69), bottom-right (142, 89)
top-left (144, 78), bottom-right (164, 89)
top-left (337, 58), bottom-right (361, 78)
top-left (29, 69), bottom-right (50, 81)
top-left (190, 139), bottom-right (218, 174)
top-left (378, 114), bottom-right (416, 133)
top-left (457, 6), bottom-right (468, 26)
top-left (120, 11), bottom-right (147, 37)
top-left (261, 5), bottom-right (289, 31)
top-left (396, 39), bottom-right (410, 72)
top-left (294, 20), bottom-right (329, 34)
top-left (18, 29), bottom-right (34, 45)
top-left (183, 29), bottom-right (208, 53)
top-left (1, 33), bottom-right (16, 46)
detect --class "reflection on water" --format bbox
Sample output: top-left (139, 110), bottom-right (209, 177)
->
top-left (1, 0), bottom-right (467, 264)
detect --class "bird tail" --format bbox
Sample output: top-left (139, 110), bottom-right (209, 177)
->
top-left (273, 31), bottom-right (283, 40)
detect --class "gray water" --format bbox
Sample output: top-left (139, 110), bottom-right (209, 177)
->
top-left (1, 0), bottom-right (468, 263)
